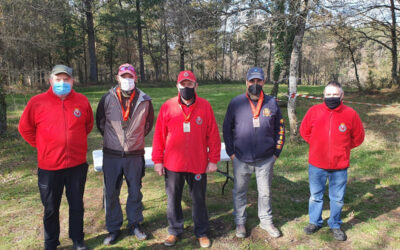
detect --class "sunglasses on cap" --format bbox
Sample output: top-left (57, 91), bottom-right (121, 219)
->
top-left (119, 65), bottom-right (135, 72)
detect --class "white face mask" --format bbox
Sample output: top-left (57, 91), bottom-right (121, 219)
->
top-left (119, 77), bottom-right (135, 91)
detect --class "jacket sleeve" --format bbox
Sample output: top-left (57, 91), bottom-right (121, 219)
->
top-left (300, 108), bottom-right (312, 143)
top-left (96, 94), bottom-right (107, 136)
top-left (18, 100), bottom-right (37, 147)
top-left (151, 104), bottom-right (167, 164)
top-left (274, 102), bottom-right (285, 157)
top-left (86, 99), bottom-right (94, 135)
top-left (144, 101), bottom-right (154, 136)
top-left (222, 101), bottom-right (235, 157)
top-left (207, 104), bottom-right (221, 164)
top-left (350, 111), bottom-right (365, 149)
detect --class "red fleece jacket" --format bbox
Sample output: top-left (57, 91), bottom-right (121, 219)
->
top-left (18, 88), bottom-right (93, 170)
top-left (300, 102), bottom-right (364, 170)
top-left (152, 94), bottom-right (221, 174)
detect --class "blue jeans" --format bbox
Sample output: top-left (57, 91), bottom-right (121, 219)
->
top-left (308, 164), bottom-right (348, 229)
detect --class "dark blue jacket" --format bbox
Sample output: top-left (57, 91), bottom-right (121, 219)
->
top-left (223, 92), bottom-right (285, 163)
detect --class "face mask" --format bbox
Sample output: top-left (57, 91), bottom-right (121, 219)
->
top-left (324, 97), bottom-right (341, 109)
top-left (248, 84), bottom-right (262, 96)
top-left (52, 81), bottom-right (72, 96)
top-left (119, 77), bottom-right (135, 92)
top-left (178, 84), bottom-right (195, 100)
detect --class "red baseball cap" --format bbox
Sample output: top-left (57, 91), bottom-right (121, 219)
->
top-left (118, 63), bottom-right (137, 79)
top-left (177, 70), bottom-right (196, 84)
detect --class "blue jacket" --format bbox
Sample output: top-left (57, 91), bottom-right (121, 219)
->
top-left (223, 92), bottom-right (285, 163)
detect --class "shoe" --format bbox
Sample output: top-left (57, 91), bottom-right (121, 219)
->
top-left (236, 224), bottom-right (246, 238)
top-left (129, 225), bottom-right (147, 240)
top-left (198, 236), bottom-right (211, 248)
top-left (103, 231), bottom-right (120, 245)
top-left (260, 223), bottom-right (281, 238)
top-left (164, 235), bottom-right (178, 247)
top-left (331, 228), bottom-right (347, 241)
top-left (73, 239), bottom-right (88, 250)
top-left (304, 223), bottom-right (321, 235)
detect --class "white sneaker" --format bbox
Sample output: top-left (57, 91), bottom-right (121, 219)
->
top-left (260, 223), bottom-right (281, 238)
top-left (236, 224), bottom-right (246, 238)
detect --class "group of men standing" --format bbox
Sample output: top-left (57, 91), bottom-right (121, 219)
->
top-left (18, 63), bottom-right (364, 249)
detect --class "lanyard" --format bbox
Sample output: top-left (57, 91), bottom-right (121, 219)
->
top-left (179, 95), bottom-right (197, 122)
top-left (116, 87), bottom-right (136, 121)
top-left (246, 91), bottom-right (264, 118)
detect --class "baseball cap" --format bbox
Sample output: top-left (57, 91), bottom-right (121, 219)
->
top-left (246, 67), bottom-right (265, 81)
top-left (177, 70), bottom-right (196, 84)
top-left (51, 65), bottom-right (73, 77)
top-left (118, 63), bottom-right (137, 78)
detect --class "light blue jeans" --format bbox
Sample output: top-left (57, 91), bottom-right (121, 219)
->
top-left (308, 164), bottom-right (348, 229)
top-left (232, 156), bottom-right (275, 226)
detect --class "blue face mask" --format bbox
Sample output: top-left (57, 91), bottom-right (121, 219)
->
top-left (53, 81), bottom-right (72, 96)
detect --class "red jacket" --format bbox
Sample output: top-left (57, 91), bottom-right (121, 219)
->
top-left (152, 94), bottom-right (221, 174)
top-left (18, 88), bottom-right (94, 170)
top-left (300, 102), bottom-right (364, 170)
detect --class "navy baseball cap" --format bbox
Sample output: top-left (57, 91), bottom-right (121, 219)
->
top-left (246, 67), bottom-right (265, 81)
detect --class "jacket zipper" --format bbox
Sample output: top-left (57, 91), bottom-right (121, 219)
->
top-left (62, 100), bottom-right (68, 168)
top-left (328, 112), bottom-right (332, 169)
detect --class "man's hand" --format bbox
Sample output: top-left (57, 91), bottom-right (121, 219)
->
top-left (273, 155), bottom-right (278, 160)
top-left (230, 154), bottom-right (235, 160)
top-left (154, 163), bottom-right (165, 176)
top-left (206, 162), bottom-right (218, 173)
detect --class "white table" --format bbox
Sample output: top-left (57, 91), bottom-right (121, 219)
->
top-left (93, 143), bottom-right (233, 194)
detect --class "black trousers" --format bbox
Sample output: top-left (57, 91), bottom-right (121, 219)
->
top-left (165, 169), bottom-right (209, 238)
top-left (37, 163), bottom-right (88, 250)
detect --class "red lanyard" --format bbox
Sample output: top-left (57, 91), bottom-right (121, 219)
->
top-left (179, 96), bottom-right (197, 122)
top-left (116, 87), bottom-right (136, 121)
top-left (246, 91), bottom-right (264, 118)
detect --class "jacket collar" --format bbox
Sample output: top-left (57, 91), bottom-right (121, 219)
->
top-left (323, 101), bottom-right (344, 112)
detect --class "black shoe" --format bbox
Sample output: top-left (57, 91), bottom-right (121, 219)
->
top-left (73, 239), bottom-right (88, 250)
top-left (103, 231), bottom-right (121, 245)
top-left (304, 223), bottom-right (321, 235)
top-left (331, 228), bottom-right (347, 241)
top-left (128, 225), bottom-right (147, 240)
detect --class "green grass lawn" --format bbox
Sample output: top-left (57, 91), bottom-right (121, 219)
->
top-left (1, 83), bottom-right (399, 249)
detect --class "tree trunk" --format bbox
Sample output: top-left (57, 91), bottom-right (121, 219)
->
top-left (267, 37), bottom-right (272, 83)
top-left (84, 0), bottom-right (97, 83)
top-left (390, 0), bottom-right (399, 86)
top-left (349, 45), bottom-right (362, 91)
top-left (288, 0), bottom-right (309, 141)
top-left (136, 0), bottom-right (145, 82)
top-left (179, 35), bottom-right (185, 71)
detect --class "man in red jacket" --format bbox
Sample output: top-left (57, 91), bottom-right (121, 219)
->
top-left (19, 65), bottom-right (94, 250)
top-left (300, 81), bottom-right (364, 241)
top-left (152, 70), bottom-right (221, 248)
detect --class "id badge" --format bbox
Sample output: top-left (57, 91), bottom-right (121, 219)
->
top-left (121, 120), bottom-right (128, 129)
top-left (253, 117), bottom-right (260, 128)
top-left (183, 122), bottom-right (191, 132)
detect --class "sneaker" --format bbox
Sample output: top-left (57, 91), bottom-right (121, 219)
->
top-left (236, 224), bottom-right (246, 238)
top-left (129, 225), bottom-right (147, 240)
top-left (198, 236), bottom-right (211, 248)
top-left (260, 223), bottom-right (281, 238)
top-left (164, 235), bottom-right (178, 247)
top-left (72, 239), bottom-right (88, 250)
top-left (304, 224), bottom-right (321, 235)
top-left (331, 228), bottom-right (347, 241)
top-left (103, 231), bottom-right (120, 245)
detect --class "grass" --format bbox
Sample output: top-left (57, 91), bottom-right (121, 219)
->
top-left (0, 82), bottom-right (399, 249)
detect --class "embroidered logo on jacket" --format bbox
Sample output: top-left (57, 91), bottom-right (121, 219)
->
top-left (73, 108), bottom-right (82, 118)
top-left (196, 116), bottom-right (203, 125)
top-left (263, 108), bottom-right (271, 117)
top-left (338, 123), bottom-right (347, 132)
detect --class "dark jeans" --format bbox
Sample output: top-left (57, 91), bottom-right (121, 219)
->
top-left (38, 163), bottom-right (88, 250)
top-left (165, 169), bottom-right (209, 238)
top-left (103, 154), bottom-right (145, 233)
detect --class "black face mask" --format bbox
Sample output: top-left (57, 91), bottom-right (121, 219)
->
top-left (248, 84), bottom-right (262, 96)
top-left (324, 97), bottom-right (341, 109)
top-left (180, 87), bottom-right (195, 100)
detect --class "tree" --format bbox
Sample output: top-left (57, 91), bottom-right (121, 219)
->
top-left (84, 0), bottom-right (98, 83)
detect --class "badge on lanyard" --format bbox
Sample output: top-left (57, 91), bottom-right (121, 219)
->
top-left (121, 120), bottom-right (128, 129)
top-left (253, 117), bottom-right (260, 128)
top-left (183, 122), bottom-right (191, 132)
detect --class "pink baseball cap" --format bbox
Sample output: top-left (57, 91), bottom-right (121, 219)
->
top-left (118, 63), bottom-right (137, 79)
top-left (177, 70), bottom-right (196, 84)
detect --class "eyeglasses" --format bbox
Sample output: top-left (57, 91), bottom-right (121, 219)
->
top-left (119, 65), bottom-right (135, 72)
